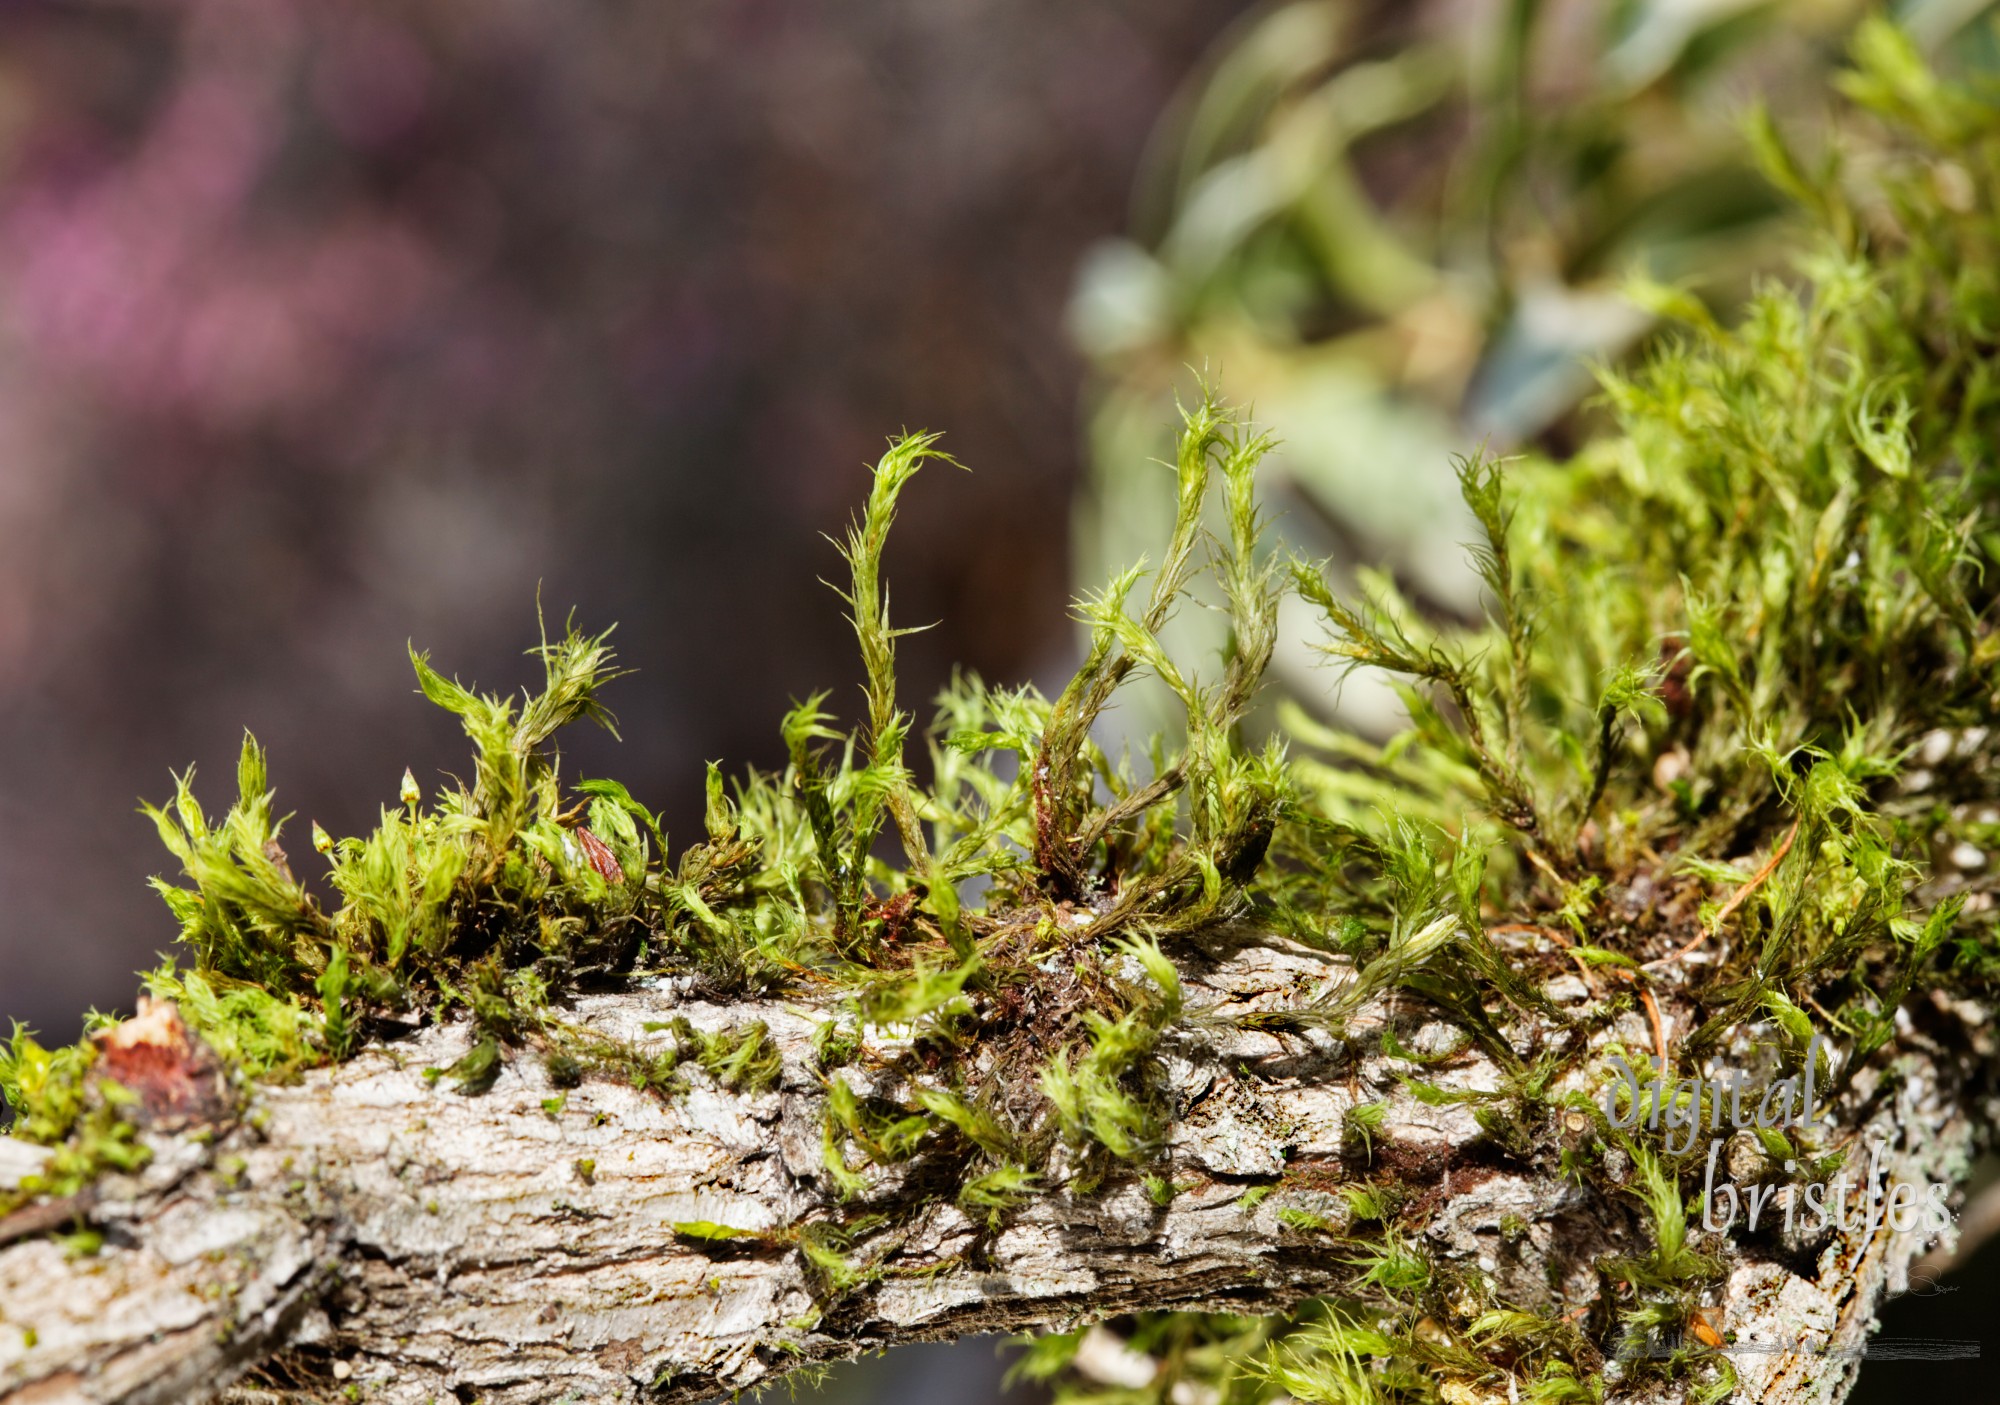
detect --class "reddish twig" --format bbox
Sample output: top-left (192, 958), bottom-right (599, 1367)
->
top-left (0, 1189), bottom-right (95, 1250)
top-left (1647, 817), bottom-right (1800, 968)
top-left (1637, 984), bottom-right (1670, 1071)
top-left (1489, 921), bottom-right (1600, 994)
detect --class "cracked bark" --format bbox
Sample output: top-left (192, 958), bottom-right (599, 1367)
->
top-left (0, 925), bottom-right (1992, 1405)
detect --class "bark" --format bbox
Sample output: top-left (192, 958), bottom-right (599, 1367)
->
top-left (0, 925), bottom-right (1992, 1405)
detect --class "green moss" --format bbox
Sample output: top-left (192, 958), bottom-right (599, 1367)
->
top-left (958, 1163), bottom-right (1038, 1228)
top-left (0, 1025), bottom-right (96, 1147)
top-left (4, 17), bottom-right (2000, 1403)
top-left (1022, 20), bottom-right (2000, 1402)
top-left (657, 1017), bottom-right (782, 1095)
top-left (670, 1219), bottom-right (788, 1246)
top-left (0, 1025), bottom-right (149, 1222)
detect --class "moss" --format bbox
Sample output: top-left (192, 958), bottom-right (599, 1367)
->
top-left (0, 1025), bottom-right (149, 1222)
top-left (4, 16), bottom-right (2000, 1402)
top-left (0, 1025), bottom-right (97, 1147)
top-left (660, 1017), bottom-right (782, 1096)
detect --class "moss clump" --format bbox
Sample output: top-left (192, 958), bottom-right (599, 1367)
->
top-left (1013, 20), bottom-right (2000, 1404)
top-left (77, 401), bottom-right (1298, 1217)
top-left (0, 1016), bottom-right (154, 1223)
top-left (5, 15), bottom-right (2000, 1402)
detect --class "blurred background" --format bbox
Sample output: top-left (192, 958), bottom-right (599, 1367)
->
top-left (0, 1), bottom-right (1993, 1400)
top-left (0, 0), bottom-right (1247, 1047)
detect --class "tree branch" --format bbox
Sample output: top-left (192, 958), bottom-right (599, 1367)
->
top-left (2, 927), bottom-right (1991, 1405)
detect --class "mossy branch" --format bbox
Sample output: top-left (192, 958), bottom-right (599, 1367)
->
top-left (5, 20), bottom-right (2000, 1405)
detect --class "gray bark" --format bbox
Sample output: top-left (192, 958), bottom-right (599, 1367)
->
top-left (0, 927), bottom-right (1991, 1405)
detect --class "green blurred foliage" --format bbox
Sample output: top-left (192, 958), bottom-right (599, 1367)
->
top-left (1073, 0), bottom-right (1998, 738)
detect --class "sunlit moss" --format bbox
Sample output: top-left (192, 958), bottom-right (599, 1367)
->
top-left (4, 17), bottom-right (2000, 1401)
